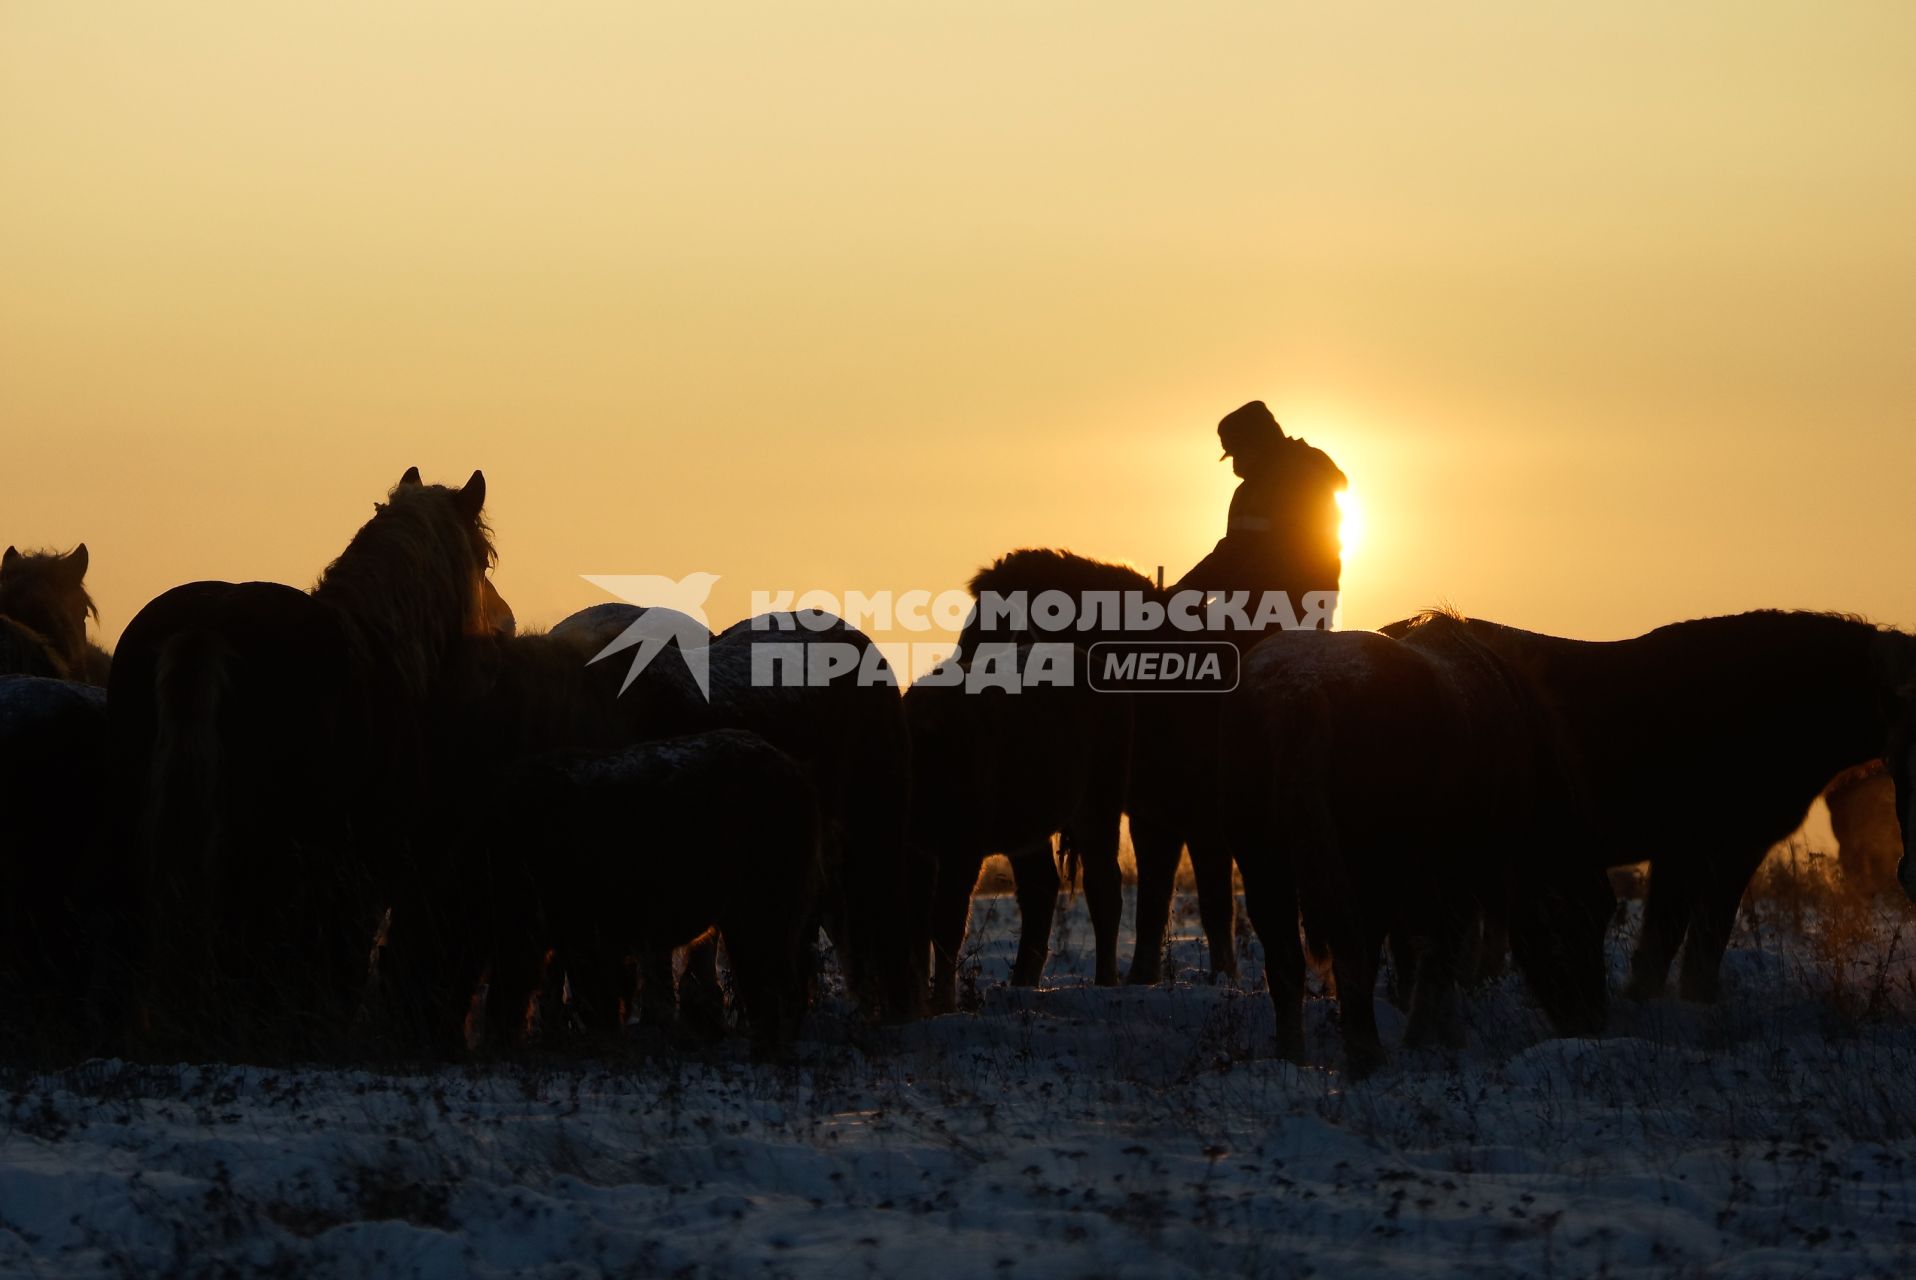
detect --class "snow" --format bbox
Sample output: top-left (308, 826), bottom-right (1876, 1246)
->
top-left (6, 884), bottom-right (1916, 1278)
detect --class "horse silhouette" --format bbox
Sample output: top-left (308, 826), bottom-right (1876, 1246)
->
top-left (573, 574), bottom-right (720, 697)
top-left (396, 622), bottom-right (720, 1051)
top-left (1423, 611), bottom-right (1916, 1005)
top-left (460, 729), bottom-right (820, 1058)
top-left (699, 614), bottom-right (919, 1021)
top-left (1222, 614), bottom-right (1608, 1077)
top-left (0, 545), bottom-right (109, 684)
top-left (904, 643), bottom-right (1131, 1006)
top-left (553, 598), bottom-right (715, 704)
top-left (955, 548), bottom-right (1240, 986)
top-left (108, 468), bottom-right (501, 1058)
top-left (540, 604), bottom-right (915, 1025)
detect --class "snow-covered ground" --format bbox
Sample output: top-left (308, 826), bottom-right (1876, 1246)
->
top-left (6, 870), bottom-right (1916, 1279)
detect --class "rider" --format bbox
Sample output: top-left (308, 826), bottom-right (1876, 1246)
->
top-left (1179, 400), bottom-right (1346, 629)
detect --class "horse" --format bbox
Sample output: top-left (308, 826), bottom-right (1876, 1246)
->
top-left (392, 621), bottom-right (721, 1048)
top-left (1823, 763), bottom-right (1904, 892)
top-left (457, 729), bottom-right (821, 1059)
top-left (553, 604), bottom-right (926, 1022)
top-left (1220, 615), bottom-right (1609, 1077)
top-left (550, 602), bottom-right (825, 1030)
top-left (0, 545), bottom-right (110, 684)
top-left (0, 675), bottom-right (110, 1058)
top-left (109, 467), bottom-right (501, 1057)
top-left (408, 608), bottom-right (853, 1050)
top-left (697, 613), bottom-right (920, 1021)
top-left (1426, 611), bottom-right (1916, 1004)
top-left (547, 601), bottom-right (717, 742)
top-left (904, 643), bottom-right (1131, 1007)
top-left (955, 548), bottom-right (1240, 986)
top-left (553, 606), bottom-right (916, 1018)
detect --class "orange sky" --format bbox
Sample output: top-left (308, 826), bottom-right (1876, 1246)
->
top-left (4, 3), bottom-right (1913, 662)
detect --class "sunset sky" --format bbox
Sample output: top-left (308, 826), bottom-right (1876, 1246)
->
top-left (4, 3), bottom-right (1913, 664)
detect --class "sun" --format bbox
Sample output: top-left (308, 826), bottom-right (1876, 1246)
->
top-left (1336, 489), bottom-right (1366, 558)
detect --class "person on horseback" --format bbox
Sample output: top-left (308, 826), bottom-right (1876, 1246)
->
top-left (1180, 400), bottom-right (1346, 629)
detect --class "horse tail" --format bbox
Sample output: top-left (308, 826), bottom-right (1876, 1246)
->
top-left (146, 630), bottom-right (233, 910)
top-left (1267, 685), bottom-right (1338, 973)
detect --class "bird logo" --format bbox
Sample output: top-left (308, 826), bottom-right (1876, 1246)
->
top-left (577, 572), bottom-right (721, 700)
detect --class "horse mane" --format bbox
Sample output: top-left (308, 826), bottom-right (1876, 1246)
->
top-left (1379, 604), bottom-right (1463, 639)
top-left (0, 546), bottom-right (98, 675)
top-left (312, 479), bottom-right (497, 706)
top-left (1641, 608), bottom-right (1886, 637)
top-left (1397, 607), bottom-right (1898, 647)
top-left (968, 547), bottom-right (1159, 601)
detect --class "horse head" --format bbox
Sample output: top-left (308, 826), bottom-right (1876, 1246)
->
top-left (315, 468), bottom-right (500, 704)
top-left (0, 544), bottom-right (97, 673)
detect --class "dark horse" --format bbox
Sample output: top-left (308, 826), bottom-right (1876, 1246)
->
top-left (109, 468), bottom-right (500, 1056)
top-left (1435, 611), bottom-right (1916, 1004)
top-left (0, 545), bottom-right (110, 684)
top-left (1221, 616), bottom-right (1609, 1077)
top-left (548, 604), bottom-right (919, 1022)
top-left (956, 549), bottom-right (1240, 986)
top-left (904, 643), bottom-right (1131, 1006)
top-left (700, 613), bottom-right (919, 1021)
top-left (456, 729), bottom-right (822, 1058)
top-left (404, 623), bottom-right (718, 1050)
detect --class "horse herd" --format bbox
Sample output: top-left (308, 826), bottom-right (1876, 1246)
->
top-left (2, 468), bottom-right (1914, 1077)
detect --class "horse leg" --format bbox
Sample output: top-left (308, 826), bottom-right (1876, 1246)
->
top-left (1188, 829), bottom-right (1239, 982)
top-left (1125, 816), bottom-right (1182, 986)
top-left (1007, 840), bottom-right (1061, 987)
top-left (1625, 857), bottom-right (1698, 1000)
top-left (928, 851), bottom-right (982, 1013)
top-left (1379, 933), bottom-right (1407, 1008)
top-left (636, 945), bottom-right (678, 1030)
top-left (565, 947), bottom-right (629, 1040)
top-left (1400, 876), bottom-right (1471, 1051)
top-left (1510, 862), bottom-right (1614, 1037)
top-left (1471, 885), bottom-right (1511, 984)
top-left (897, 845), bottom-right (938, 1020)
top-left (1075, 823), bottom-right (1125, 987)
top-left (1677, 845), bottom-right (1767, 1004)
top-left (1236, 846), bottom-right (1305, 1065)
top-left (482, 945), bottom-right (544, 1052)
top-left (714, 922), bottom-right (789, 1060)
top-left (678, 932), bottom-right (728, 1039)
top-left (1331, 920), bottom-right (1387, 1080)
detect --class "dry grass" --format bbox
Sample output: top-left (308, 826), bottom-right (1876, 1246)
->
top-left (1741, 837), bottom-right (1916, 1024)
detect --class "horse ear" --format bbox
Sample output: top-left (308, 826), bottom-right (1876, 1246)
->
top-left (64, 544), bottom-right (89, 580)
top-left (398, 466), bottom-right (422, 488)
top-left (1, 547), bottom-right (18, 572)
top-left (456, 470), bottom-right (486, 520)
